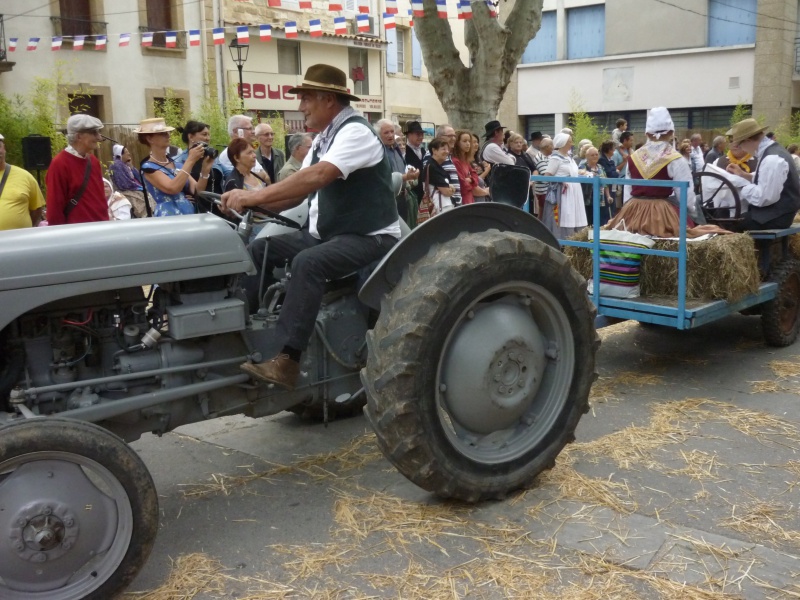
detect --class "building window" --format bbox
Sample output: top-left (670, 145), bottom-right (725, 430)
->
top-left (278, 40), bottom-right (301, 75)
top-left (140, 0), bottom-right (185, 50)
top-left (708, 0), bottom-right (756, 47)
top-left (52, 0), bottom-right (107, 41)
top-left (567, 5), bottom-right (604, 60)
top-left (349, 48), bottom-right (369, 96)
top-left (525, 114), bottom-right (556, 137)
top-left (397, 28), bottom-right (406, 73)
top-left (522, 11), bottom-right (556, 64)
top-left (69, 93), bottom-right (103, 119)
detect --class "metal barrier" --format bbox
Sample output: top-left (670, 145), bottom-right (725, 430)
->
top-left (531, 174), bottom-right (691, 329)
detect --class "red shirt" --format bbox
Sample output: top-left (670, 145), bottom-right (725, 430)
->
top-left (451, 156), bottom-right (480, 204)
top-left (45, 150), bottom-right (109, 225)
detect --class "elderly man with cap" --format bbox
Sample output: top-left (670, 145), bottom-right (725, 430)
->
top-left (481, 120), bottom-right (515, 166)
top-left (45, 114), bottom-right (108, 225)
top-left (0, 133), bottom-right (45, 231)
top-left (724, 118), bottom-right (800, 231)
top-left (222, 64), bottom-right (400, 390)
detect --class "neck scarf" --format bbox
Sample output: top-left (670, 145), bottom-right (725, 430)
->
top-left (726, 150), bottom-right (753, 173)
top-left (314, 106), bottom-right (359, 156)
top-left (630, 140), bottom-right (681, 179)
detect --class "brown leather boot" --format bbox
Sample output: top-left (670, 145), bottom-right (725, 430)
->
top-left (240, 354), bottom-right (300, 390)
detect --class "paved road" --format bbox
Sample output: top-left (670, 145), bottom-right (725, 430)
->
top-left (125, 315), bottom-right (800, 599)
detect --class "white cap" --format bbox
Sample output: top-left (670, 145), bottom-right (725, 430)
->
top-left (0, 133), bottom-right (4, 141)
top-left (553, 132), bottom-right (571, 149)
top-left (112, 144), bottom-right (124, 158)
top-left (646, 107), bottom-right (675, 139)
top-left (67, 114), bottom-right (104, 135)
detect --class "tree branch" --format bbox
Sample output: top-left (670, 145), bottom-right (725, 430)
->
top-left (502, 0), bottom-right (544, 76)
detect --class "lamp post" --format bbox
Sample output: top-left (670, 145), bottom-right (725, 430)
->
top-left (229, 37), bottom-right (249, 100)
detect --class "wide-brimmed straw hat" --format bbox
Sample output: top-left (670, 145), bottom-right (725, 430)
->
top-left (133, 117), bottom-right (175, 135)
top-left (288, 64), bottom-right (360, 101)
top-left (726, 118), bottom-right (769, 144)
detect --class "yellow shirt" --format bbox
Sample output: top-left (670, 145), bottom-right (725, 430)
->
top-left (0, 165), bottom-right (45, 231)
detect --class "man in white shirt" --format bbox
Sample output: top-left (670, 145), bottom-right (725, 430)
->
top-left (222, 64), bottom-right (400, 389)
top-left (215, 115), bottom-right (266, 178)
top-left (481, 120), bottom-right (515, 166)
top-left (725, 118), bottom-right (800, 230)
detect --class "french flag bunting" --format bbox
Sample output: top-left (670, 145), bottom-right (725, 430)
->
top-left (51, 36), bottom-right (62, 51)
top-left (334, 16), bottom-right (346, 35)
top-left (486, 0), bottom-right (497, 18)
top-left (141, 31), bottom-right (153, 46)
top-left (237, 26), bottom-right (249, 44)
top-left (8, 38), bottom-right (17, 52)
top-left (73, 35), bottom-right (85, 50)
top-left (189, 29), bottom-right (200, 46)
top-left (95, 34), bottom-right (107, 49)
top-left (408, 8), bottom-right (414, 27)
top-left (309, 19), bottom-right (322, 37)
top-left (285, 21), bottom-right (298, 38)
top-left (329, 1), bottom-right (343, 9)
top-left (212, 27), bottom-right (225, 45)
top-left (358, 0), bottom-right (369, 13)
top-left (459, 0), bottom-right (473, 19)
top-left (436, 0), bottom-right (447, 18)
top-left (384, 13), bottom-right (396, 29)
top-left (165, 31), bottom-right (177, 48)
top-left (27, 38), bottom-right (40, 51)
top-left (268, 0), bottom-right (281, 5)
top-left (299, 0), bottom-right (312, 7)
top-left (385, 0), bottom-right (398, 14)
top-left (119, 32), bottom-right (130, 46)
top-left (260, 24), bottom-right (272, 41)
top-left (411, 1), bottom-right (424, 17)
top-left (356, 14), bottom-right (369, 32)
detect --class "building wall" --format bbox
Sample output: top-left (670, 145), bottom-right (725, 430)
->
top-left (0, 0), bottom-right (208, 125)
top-left (752, 0), bottom-right (798, 130)
top-left (605, 0), bottom-right (706, 55)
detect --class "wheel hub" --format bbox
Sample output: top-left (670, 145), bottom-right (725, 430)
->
top-left (440, 300), bottom-right (547, 434)
top-left (7, 501), bottom-right (79, 562)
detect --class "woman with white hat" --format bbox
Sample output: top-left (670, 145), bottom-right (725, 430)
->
top-left (606, 107), bottom-right (699, 237)
top-left (541, 132), bottom-right (588, 239)
top-left (136, 117), bottom-right (213, 217)
top-left (109, 144), bottom-right (150, 217)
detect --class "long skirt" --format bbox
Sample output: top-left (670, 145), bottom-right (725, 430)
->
top-left (542, 202), bottom-right (584, 240)
top-left (606, 197), bottom-right (697, 238)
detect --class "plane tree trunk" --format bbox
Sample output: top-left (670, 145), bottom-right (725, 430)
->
top-left (413, 0), bottom-right (544, 133)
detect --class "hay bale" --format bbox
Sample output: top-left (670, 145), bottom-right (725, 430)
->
top-left (565, 230), bottom-right (759, 302)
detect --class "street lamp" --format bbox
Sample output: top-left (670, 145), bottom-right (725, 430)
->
top-left (229, 37), bottom-right (249, 100)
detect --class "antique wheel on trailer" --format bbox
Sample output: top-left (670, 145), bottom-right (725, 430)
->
top-left (363, 230), bottom-right (599, 502)
top-left (0, 418), bottom-right (158, 600)
top-left (762, 258), bottom-right (800, 347)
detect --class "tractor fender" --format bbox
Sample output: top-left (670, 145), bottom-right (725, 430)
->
top-left (358, 203), bottom-right (559, 310)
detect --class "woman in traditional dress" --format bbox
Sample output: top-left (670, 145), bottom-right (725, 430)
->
top-left (541, 133), bottom-right (588, 239)
top-left (606, 107), bottom-right (699, 238)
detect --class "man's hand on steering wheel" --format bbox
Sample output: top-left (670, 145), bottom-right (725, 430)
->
top-left (221, 188), bottom-right (251, 214)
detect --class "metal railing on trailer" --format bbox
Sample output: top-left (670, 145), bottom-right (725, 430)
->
top-left (530, 174), bottom-right (782, 330)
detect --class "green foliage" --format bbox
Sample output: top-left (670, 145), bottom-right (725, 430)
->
top-left (730, 102), bottom-right (752, 127)
top-left (0, 62), bottom-right (76, 176)
top-left (775, 110), bottom-right (800, 149)
top-left (567, 92), bottom-right (604, 149)
top-left (153, 89), bottom-right (186, 147)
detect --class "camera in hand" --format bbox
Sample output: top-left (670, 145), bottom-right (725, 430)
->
top-left (193, 141), bottom-right (219, 159)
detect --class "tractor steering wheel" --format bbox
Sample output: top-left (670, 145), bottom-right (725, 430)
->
top-left (197, 191), bottom-right (302, 230)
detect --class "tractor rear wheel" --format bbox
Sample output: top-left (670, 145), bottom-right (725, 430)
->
top-left (363, 231), bottom-right (598, 502)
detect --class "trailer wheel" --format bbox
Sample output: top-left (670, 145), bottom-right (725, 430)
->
top-left (363, 231), bottom-right (598, 502)
top-left (762, 258), bottom-right (800, 347)
top-left (0, 418), bottom-right (158, 600)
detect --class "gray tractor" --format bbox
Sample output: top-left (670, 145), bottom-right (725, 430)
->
top-left (0, 185), bottom-right (597, 599)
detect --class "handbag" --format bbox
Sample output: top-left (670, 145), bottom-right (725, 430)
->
top-left (545, 182), bottom-right (562, 205)
top-left (416, 164), bottom-right (437, 225)
top-left (587, 220), bottom-right (655, 299)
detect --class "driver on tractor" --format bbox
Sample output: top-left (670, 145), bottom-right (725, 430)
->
top-left (222, 64), bottom-right (400, 390)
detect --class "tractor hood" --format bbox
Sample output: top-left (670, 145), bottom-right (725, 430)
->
top-left (0, 215), bottom-right (255, 293)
